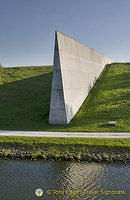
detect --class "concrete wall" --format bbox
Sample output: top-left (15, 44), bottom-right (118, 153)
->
top-left (49, 31), bottom-right (113, 124)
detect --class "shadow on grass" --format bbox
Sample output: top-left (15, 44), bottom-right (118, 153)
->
top-left (99, 124), bottom-right (112, 128)
top-left (0, 72), bottom-right (52, 129)
top-left (68, 64), bottom-right (130, 131)
top-left (0, 63), bottom-right (129, 132)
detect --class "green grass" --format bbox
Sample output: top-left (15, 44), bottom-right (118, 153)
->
top-left (0, 136), bottom-right (129, 162)
top-left (0, 63), bottom-right (130, 132)
top-left (0, 136), bottom-right (129, 148)
top-left (0, 66), bottom-right (52, 130)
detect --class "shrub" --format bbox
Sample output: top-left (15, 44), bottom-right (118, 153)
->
top-left (0, 64), bottom-right (3, 84)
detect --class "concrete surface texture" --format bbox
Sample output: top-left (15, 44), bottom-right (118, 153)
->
top-left (49, 31), bottom-right (114, 124)
top-left (0, 130), bottom-right (129, 138)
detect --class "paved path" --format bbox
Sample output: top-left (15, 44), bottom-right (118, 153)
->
top-left (0, 130), bottom-right (130, 138)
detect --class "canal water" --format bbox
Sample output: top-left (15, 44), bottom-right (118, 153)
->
top-left (0, 160), bottom-right (129, 200)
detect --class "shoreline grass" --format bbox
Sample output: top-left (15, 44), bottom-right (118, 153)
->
top-left (0, 136), bottom-right (129, 147)
top-left (0, 136), bottom-right (129, 163)
top-left (0, 63), bottom-right (129, 162)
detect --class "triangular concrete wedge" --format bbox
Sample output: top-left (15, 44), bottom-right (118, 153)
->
top-left (49, 31), bottom-right (113, 124)
top-left (49, 31), bottom-right (67, 124)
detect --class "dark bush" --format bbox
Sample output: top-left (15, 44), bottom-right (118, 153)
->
top-left (0, 64), bottom-right (3, 83)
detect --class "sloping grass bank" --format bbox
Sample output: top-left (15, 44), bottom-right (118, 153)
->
top-left (0, 136), bottom-right (129, 163)
top-left (0, 65), bottom-right (52, 129)
top-left (0, 63), bottom-right (129, 132)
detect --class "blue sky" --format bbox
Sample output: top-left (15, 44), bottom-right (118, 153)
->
top-left (0, 0), bottom-right (130, 67)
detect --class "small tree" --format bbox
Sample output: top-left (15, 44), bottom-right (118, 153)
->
top-left (0, 64), bottom-right (3, 84)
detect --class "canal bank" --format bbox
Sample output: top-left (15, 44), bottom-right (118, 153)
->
top-left (0, 146), bottom-right (129, 163)
top-left (0, 136), bottom-right (129, 163)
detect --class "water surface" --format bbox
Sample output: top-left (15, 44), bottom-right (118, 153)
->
top-left (0, 160), bottom-right (129, 200)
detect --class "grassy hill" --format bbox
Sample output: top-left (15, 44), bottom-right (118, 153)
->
top-left (0, 63), bottom-right (129, 132)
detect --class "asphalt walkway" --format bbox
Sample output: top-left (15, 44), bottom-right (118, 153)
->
top-left (0, 130), bottom-right (130, 138)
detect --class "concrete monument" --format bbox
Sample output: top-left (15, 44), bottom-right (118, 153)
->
top-left (49, 31), bottom-right (113, 124)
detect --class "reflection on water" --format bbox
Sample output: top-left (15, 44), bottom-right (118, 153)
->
top-left (0, 160), bottom-right (129, 200)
